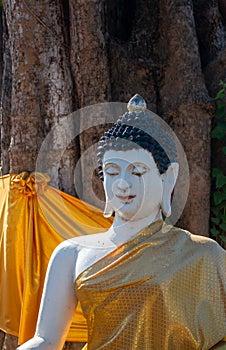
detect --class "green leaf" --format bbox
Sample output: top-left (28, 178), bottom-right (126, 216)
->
top-left (213, 192), bottom-right (226, 205)
top-left (215, 88), bottom-right (225, 100)
top-left (218, 81), bottom-right (226, 90)
top-left (210, 207), bottom-right (221, 217)
top-left (216, 103), bottom-right (226, 118)
top-left (219, 223), bottom-right (226, 231)
top-left (222, 147), bottom-right (226, 155)
top-left (212, 168), bottom-right (222, 178)
top-left (222, 214), bottom-right (226, 223)
top-left (217, 101), bottom-right (225, 108)
top-left (216, 92), bottom-right (224, 100)
top-left (217, 120), bottom-right (226, 129)
top-left (210, 227), bottom-right (219, 237)
top-left (218, 202), bottom-right (226, 210)
top-left (216, 174), bottom-right (226, 188)
top-left (211, 217), bottom-right (220, 224)
top-left (219, 235), bottom-right (226, 243)
top-left (211, 126), bottom-right (226, 139)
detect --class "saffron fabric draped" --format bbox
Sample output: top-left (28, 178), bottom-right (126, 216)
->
top-left (75, 220), bottom-right (226, 350)
top-left (0, 172), bottom-right (112, 345)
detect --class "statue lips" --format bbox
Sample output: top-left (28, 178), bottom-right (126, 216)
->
top-left (116, 194), bottom-right (136, 203)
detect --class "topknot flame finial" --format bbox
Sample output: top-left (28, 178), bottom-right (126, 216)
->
top-left (127, 94), bottom-right (147, 112)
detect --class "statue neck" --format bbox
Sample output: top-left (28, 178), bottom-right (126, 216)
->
top-left (110, 211), bottom-right (162, 246)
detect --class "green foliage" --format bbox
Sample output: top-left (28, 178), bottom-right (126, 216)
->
top-left (210, 81), bottom-right (226, 246)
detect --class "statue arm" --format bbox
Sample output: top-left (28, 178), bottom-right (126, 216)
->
top-left (17, 241), bottom-right (78, 350)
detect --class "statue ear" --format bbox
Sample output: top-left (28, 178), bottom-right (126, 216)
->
top-left (161, 162), bottom-right (179, 217)
top-left (103, 201), bottom-right (114, 218)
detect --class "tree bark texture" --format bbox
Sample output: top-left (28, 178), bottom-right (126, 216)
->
top-left (1, 0), bottom-right (226, 349)
top-left (1, 0), bottom-right (78, 194)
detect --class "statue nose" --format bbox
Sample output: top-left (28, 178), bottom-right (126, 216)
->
top-left (116, 179), bottom-right (131, 191)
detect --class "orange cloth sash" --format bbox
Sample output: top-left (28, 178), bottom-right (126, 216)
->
top-left (0, 172), bottom-right (112, 344)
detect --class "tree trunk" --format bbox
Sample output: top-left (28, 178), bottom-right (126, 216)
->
top-left (69, 0), bottom-right (111, 205)
top-left (0, 9), bottom-right (11, 175)
top-left (157, 0), bottom-right (212, 235)
top-left (2, 0), bottom-right (77, 193)
top-left (1, 1), bottom-right (81, 348)
top-left (1, 0), bottom-right (226, 349)
top-left (1, 0), bottom-right (225, 231)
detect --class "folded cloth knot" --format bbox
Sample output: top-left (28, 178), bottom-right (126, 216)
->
top-left (11, 172), bottom-right (51, 196)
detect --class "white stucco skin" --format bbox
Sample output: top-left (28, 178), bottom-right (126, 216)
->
top-left (17, 149), bottom-right (178, 350)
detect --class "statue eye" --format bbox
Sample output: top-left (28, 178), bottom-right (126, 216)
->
top-left (104, 165), bottom-right (120, 176)
top-left (106, 171), bottom-right (119, 176)
top-left (131, 165), bottom-right (147, 176)
top-left (132, 172), bottom-right (142, 177)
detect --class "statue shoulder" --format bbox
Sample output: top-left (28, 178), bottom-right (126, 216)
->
top-left (49, 231), bottom-right (115, 282)
top-left (48, 238), bottom-right (80, 274)
top-left (52, 230), bottom-right (111, 256)
top-left (169, 226), bottom-right (226, 261)
top-left (69, 230), bottom-right (114, 249)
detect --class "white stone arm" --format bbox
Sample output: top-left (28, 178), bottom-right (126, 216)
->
top-left (17, 241), bottom-right (78, 350)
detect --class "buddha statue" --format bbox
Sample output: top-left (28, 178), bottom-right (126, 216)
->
top-left (17, 95), bottom-right (225, 350)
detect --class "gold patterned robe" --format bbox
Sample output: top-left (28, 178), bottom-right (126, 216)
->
top-left (75, 220), bottom-right (226, 350)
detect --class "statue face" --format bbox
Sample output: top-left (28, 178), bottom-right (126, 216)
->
top-left (103, 149), bottom-right (164, 221)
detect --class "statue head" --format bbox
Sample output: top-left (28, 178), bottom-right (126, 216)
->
top-left (97, 95), bottom-right (179, 221)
